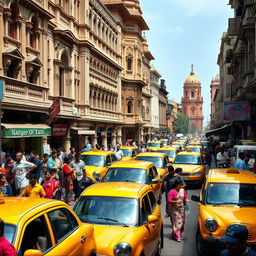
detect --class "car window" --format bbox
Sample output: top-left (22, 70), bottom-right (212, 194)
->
top-left (152, 166), bottom-right (158, 177)
top-left (48, 208), bottom-right (78, 242)
top-left (148, 168), bottom-right (154, 181)
top-left (106, 155), bottom-right (111, 165)
top-left (141, 194), bottom-right (152, 224)
top-left (20, 215), bottom-right (52, 256)
top-left (111, 154), bottom-right (117, 163)
top-left (148, 191), bottom-right (156, 210)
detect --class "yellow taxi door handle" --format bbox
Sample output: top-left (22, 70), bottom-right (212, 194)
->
top-left (80, 236), bottom-right (86, 244)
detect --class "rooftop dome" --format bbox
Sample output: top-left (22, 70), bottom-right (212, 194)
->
top-left (184, 65), bottom-right (201, 85)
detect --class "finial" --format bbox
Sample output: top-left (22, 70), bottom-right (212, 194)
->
top-left (190, 64), bottom-right (194, 75)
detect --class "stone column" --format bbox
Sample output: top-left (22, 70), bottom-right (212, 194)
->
top-left (116, 127), bottom-right (123, 145)
top-left (102, 130), bottom-right (107, 148)
top-left (111, 129), bottom-right (117, 146)
top-left (64, 128), bottom-right (71, 152)
top-left (41, 136), bottom-right (48, 155)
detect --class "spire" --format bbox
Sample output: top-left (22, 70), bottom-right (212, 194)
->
top-left (190, 64), bottom-right (194, 75)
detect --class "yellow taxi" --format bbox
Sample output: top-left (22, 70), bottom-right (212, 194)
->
top-left (147, 141), bottom-right (161, 151)
top-left (156, 147), bottom-right (179, 163)
top-left (186, 145), bottom-right (205, 158)
top-left (172, 152), bottom-right (205, 185)
top-left (102, 160), bottom-right (162, 201)
top-left (192, 168), bottom-right (256, 256)
top-left (74, 182), bottom-right (163, 256)
top-left (120, 146), bottom-right (138, 161)
top-left (171, 142), bottom-right (186, 150)
top-left (0, 197), bottom-right (96, 256)
top-left (135, 152), bottom-right (169, 177)
top-left (159, 139), bottom-right (169, 146)
top-left (80, 151), bottom-right (118, 182)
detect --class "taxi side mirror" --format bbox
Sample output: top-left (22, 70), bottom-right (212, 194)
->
top-left (107, 162), bottom-right (112, 167)
top-left (147, 215), bottom-right (158, 223)
top-left (191, 195), bottom-right (200, 202)
top-left (150, 179), bottom-right (158, 184)
top-left (24, 250), bottom-right (43, 256)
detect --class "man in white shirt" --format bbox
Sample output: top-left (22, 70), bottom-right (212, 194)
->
top-left (216, 148), bottom-right (230, 167)
top-left (114, 145), bottom-right (123, 161)
top-left (12, 152), bottom-right (36, 194)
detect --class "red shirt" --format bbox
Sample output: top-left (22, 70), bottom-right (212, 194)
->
top-left (0, 236), bottom-right (17, 256)
top-left (43, 179), bottom-right (60, 199)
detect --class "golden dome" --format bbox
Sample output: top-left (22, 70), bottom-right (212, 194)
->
top-left (184, 65), bottom-right (201, 85)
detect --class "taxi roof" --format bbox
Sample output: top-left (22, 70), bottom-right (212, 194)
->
top-left (157, 147), bottom-right (177, 151)
top-left (186, 145), bottom-right (202, 148)
top-left (120, 146), bottom-right (136, 149)
top-left (176, 152), bottom-right (201, 156)
top-left (81, 150), bottom-right (114, 156)
top-left (109, 160), bottom-right (153, 168)
top-left (207, 169), bottom-right (256, 184)
top-left (0, 197), bottom-right (66, 224)
top-left (136, 152), bottom-right (167, 157)
top-left (81, 182), bottom-right (150, 198)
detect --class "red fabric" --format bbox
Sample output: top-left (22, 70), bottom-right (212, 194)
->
top-left (0, 168), bottom-right (6, 175)
top-left (0, 236), bottom-right (17, 256)
top-left (63, 164), bottom-right (72, 175)
top-left (43, 179), bottom-right (60, 199)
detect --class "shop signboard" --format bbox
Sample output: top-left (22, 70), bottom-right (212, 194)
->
top-left (4, 127), bottom-right (52, 138)
top-left (49, 98), bottom-right (60, 120)
top-left (224, 102), bottom-right (251, 121)
top-left (52, 124), bottom-right (68, 136)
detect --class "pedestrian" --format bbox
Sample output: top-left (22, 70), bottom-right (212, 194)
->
top-left (20, 174), bottom-right (46, 198)
top-left (29, 151), bottom-right (42, 181)
top-left (62, 157), bottom-right (75, 204)
top-left (114, 145), bottom-right (123, 161)
top-left (234, 152), bottom-right (247, 170)
top-left (87, 141), bottom-right (92, 151)
top-left (216, 148), bottom-right (230, 167)
top-left (3, 153), bottom-right (15, 195)
top-left (168, 179), bottom-right (190, 242)
top-left (0, 173), bottom-right (13, 197)
top-left (40, 153), bottom-right (49, 184)
top-left (69, 153), bottom-right (86, 199)
top-left (244, 154), bottom-right (251, 170)
top-left (42, 170), bottom-right (60, 199)
top-left (161, 165), bottom-right (184, 217)
top-left (0, 218), bottom-right (17, 256)
top-left (107, 144), bottom-right (113, 152)
top-left (80, 145), bottom-right (89, 153)
top-left (12, 152), bottom-right (36, 195)
top-left (47, 149), bottom-right (61, 179)
top-left (220, 224), bottom-right (256, 256)
top-left (68, 147), bottom-right (76, 161)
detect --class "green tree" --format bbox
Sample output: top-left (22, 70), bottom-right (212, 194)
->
top-left (174, 113), bottom-right (189, 134)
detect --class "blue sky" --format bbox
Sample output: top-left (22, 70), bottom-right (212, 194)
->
top-left (140, 0), bottom-right (233, 126)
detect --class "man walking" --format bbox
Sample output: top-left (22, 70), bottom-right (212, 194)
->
top-left (29, 151), bottom-right (42, 180)
top-left (234, 152), bottom-right (247, 170)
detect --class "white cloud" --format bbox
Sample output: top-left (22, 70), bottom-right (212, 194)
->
top-left (168, 0), bottom-right (230, 17)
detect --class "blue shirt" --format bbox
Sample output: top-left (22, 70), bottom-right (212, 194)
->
top-left (47, 157), bottom-right (56, 171)
top-left (220, 248), bottom-right (256, 256)
top-left (234, 158), bottom-right (247, 170)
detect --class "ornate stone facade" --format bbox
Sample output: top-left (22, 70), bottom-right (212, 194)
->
top-left (181, 66), bottom-right (204, 132)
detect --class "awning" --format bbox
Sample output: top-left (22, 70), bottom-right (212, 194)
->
top-left (205, 124), bottom-right (231, 137)
top-left (71, 127), bottom-right (95, 136)
top-left (2, 123), bottom-right (51, 138)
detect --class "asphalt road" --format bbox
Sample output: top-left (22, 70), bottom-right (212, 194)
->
top-left (161, 187), bottom-right (200, 256)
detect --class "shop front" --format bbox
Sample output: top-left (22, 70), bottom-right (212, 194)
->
top-left (2, 123), bottom-right (51, 156)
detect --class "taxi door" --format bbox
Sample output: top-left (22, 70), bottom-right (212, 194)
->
top-left (148, 166), bottom-right (161, 200)
top-left (140, 192), bottom-right (161, 255)
top-left (45, 207), bottom-right (92, 256)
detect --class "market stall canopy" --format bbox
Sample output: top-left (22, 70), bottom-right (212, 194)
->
top-left (2, 123), bottom-right (51, 138)
top-left (205, 124), bottom-right (231, 137)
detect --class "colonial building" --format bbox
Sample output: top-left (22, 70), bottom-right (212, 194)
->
top-left (210, 75), bottom-right (221, 129)
top-left (159, 79), bottom-right (169, 135)
top-left (181, 66), bottom-right (204, 132)
top-left (0, 0), bottom-right (123, 154)
top-left (101, 0), bottom-right (154, 142)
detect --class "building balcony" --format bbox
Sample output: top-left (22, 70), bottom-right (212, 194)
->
top-left (1, 76), bottom-right (49, 110)
top-left (89, 107), bottom-right (121, 122)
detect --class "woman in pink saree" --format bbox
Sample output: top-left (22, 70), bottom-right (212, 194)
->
top-left (168, 179), bottom-right (189, 242)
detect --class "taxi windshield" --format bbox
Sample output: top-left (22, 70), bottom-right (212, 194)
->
top-left (238, 150), bottom-right (256, 159)
top-left (158, 150), bottom-right (176, 158)
top-left (80, 155), bottom-right (104, 167)
top-left (187, 148), bottom-right (201, 153)
top-left (174, 155), bottom-right (202, 165)
top-left (74, 196), bottom-right (138, 227)
top-left (136, 156), bottom-right (164, 168)
top-left (206, 183), bottom-right (256, 206)
top-left (148, 142), bottom-right (160, 147)
top-left (4, 224), bottom-right (16, 244)
top-left (102, 168), bottom-right (147, 183)
top-left (121, 149), bottom-right (132, 157)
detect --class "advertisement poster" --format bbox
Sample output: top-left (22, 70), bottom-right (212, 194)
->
top-left (224, 102), bottom-right (251, 121)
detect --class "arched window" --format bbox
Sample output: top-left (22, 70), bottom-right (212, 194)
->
top-left (8, 4), bottom-right (18, 39)
top-left (29, 17), bottom-right (38, 48)
top-left (59, 53), bottom-right (69, 96)
top-left (191, 108), bottom-right (196, 116)
top-left (191, 91), bottom-right (195, 98)
top-left (127, 55), bottom-right (133, 71)
top-left (127, 101), bottom-right (133, 113)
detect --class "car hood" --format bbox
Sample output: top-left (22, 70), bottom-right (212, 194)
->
top-left (93, 225), bottom-right (137, 254)
top-left (202, 206), bottom-right (256, 228)
top-left (85, 166), bottom-right (103, 175)
top-left (173, 164), bottom-right (201, 173)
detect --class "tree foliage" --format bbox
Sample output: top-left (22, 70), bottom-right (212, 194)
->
top-left (174, 113), bottom-right (189, 134)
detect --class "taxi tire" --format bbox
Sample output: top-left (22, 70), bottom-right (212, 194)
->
top-left (196, 228), bottom-right (209, 256)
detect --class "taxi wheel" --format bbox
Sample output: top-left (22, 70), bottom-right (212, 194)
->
top-left (196, 228), bottom-right (208, 256)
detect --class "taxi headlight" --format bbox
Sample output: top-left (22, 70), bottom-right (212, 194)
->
top-left (205, 218), bottom-right (218, 232)
top-left (93, 171), bottom-right (100, 179)
top-left (192, 171), bottom-right (201, 176)
top-left (114, 242), bottom-right (132, 256)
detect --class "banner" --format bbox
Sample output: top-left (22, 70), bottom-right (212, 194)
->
top-left (4, 128), bottom-right (52, 138)
top-left (52, 124), bottom-right (68, 136)
top-left (49, 98), bottom-right (60, 120)
top-left (224, 102), bottom-right (250, 121)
